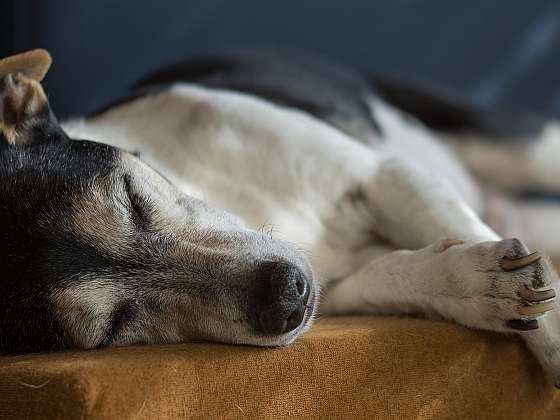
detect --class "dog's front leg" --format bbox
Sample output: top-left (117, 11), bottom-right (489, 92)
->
top-left (365, 158), bottom-right (500, 249)
top-left (327, 158), bottom-right (560, 385)
top-left (323, 238), bottom-right (560, 385)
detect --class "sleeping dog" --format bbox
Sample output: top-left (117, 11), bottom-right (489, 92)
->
top-left (1, 48), bottom-right (560, 385)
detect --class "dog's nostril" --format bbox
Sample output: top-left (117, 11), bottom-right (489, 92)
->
top-left (295, 276), bottom-right (306, 296)
top-left (296, 272), bottom-right (311, 305)
top-left (268, 261), bottom-right (310, 299)
top-left (285, 306), bottom-right (306, 333)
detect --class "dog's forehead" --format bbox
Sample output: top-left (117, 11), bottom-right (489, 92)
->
top-left (0, 141), bottom-right (122, 285)
top-left (1, 139), bottom-right (120, 180)
top-left (0, 139), bottom-right (124, 243)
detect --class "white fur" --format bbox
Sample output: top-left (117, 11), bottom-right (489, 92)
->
top-left (63, 84), bottom-right (560, 384)
top-left (64, 84), bottom-right (384, 280)
top-left (445, 122), bottom-right (560, 193)
top-left (369, 99), bottom-right (483, 213)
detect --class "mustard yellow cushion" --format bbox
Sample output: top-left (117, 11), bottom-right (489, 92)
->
top-left (0, 317), bottom-right (558, 419)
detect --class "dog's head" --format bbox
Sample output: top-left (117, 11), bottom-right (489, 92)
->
top-left (0, 50), bottom-right (317, 353)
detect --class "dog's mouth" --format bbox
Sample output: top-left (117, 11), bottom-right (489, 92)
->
top-left (285, 288), bottom-right (318, 341)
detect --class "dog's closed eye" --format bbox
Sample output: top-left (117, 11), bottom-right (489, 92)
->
top-left (123, 174), bottom-right (153, 231)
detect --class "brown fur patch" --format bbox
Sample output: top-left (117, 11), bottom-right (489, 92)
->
top-left (0, 73), bottom-right (48, 145)
top-left (0, 49), bottom-right (52, 82)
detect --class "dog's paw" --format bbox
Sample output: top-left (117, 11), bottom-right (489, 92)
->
top-left (495, 238), bottom-right (556, 331)
top-left (445, 238), bottom-right (558, 333)
top-left (443, 238), bottom-right (560, 385)
top-left (438, 239), bottom-right (560, 388)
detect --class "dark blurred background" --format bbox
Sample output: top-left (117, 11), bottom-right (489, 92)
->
top-left (2, 0), bottom-right (560, 119)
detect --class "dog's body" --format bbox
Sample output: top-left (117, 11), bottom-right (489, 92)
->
top-left (2, 48), bottom-right (560, 385)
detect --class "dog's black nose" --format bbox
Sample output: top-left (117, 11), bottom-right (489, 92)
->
top-left (249, 261), bottom-right (311, 335)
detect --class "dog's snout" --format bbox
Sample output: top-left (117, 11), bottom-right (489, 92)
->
top-left (249, 261), bottom-right (312, 335)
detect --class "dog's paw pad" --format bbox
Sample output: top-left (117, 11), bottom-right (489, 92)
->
top-left (506, 318), bottom-right (539, 331)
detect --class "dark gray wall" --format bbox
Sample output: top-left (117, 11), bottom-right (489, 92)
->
top-left (3, 0), bottom-right (560, 118)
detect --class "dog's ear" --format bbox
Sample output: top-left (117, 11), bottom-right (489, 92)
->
top-left (0, 49), bottom-right (52, 82)
top-left (0, 49), bottom-right (64, 146)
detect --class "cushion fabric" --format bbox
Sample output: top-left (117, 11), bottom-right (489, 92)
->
top-left (0, 316), bottom-right (558, 419)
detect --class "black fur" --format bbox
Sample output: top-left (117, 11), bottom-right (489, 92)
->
top-left (371, 76), bottom-right (548, 141)
top-left (0, 138), bottom-right (119, 353)
top-left (126, 47), bottom-right (384, 140)
top-left (99, 47), bottom-right (550, 144)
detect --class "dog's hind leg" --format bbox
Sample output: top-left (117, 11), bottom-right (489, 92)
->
top-left (326, 158), bottom-right (560, 385)
top-left (371, 75), bottom-right (560, 195)
top-left (448, 125), bottom-right (560, 195)
top-left (484, 192), bottom-right (560, 261)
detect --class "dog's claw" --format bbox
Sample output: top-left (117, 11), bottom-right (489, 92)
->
top-left (519, 285), bottom-right (556, 302)
top-left (518, 300), bottom-right (556, 316)
top-left (517, 285), bottom-right (557, 316)
top-left (501, 252), bottom-right (541, 271)
top-left (507, 319), bottom-right (539, 331)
